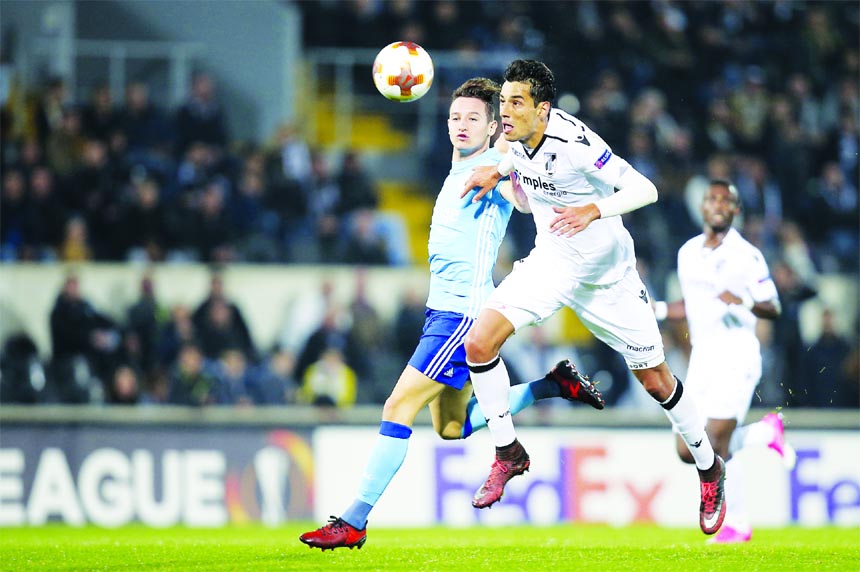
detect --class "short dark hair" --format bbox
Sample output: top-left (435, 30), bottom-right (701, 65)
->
top-left (452, 77), bottom-right (500, 121)
top-left (503, 60), bottom-right (556, 106)
top-left (709, 178), bottom-right (740, 202)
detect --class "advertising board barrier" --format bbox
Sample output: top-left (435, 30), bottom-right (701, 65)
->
top-left (0, 425), bottom-right (314, 527)
top-left (313, 427), bottom-right (860, 528)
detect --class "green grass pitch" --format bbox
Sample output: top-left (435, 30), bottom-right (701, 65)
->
top-left (2, 524), bottom-right (858, 572)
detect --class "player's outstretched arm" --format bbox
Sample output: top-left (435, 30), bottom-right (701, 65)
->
top-left (461, 149), bottom-right (514, 203)
top-left (498, 173), bottom-right (531, 213)
top-left (717, 291), bottom-right (782, 319)
top-left (462, 165), bottom-right (503, 203)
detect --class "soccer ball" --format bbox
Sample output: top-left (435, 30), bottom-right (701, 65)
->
top-left (372, 41), bottom-right (434, 103)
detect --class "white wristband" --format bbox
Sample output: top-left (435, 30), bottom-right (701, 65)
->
top-left (654, 301), bottom-right (668, 321)
top-left (741, 294), bottom-right (755, 310)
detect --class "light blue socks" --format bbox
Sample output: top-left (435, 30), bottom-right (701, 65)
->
top-left (342, 421), bottom-right (412, 529)
top-left (461, 377), bottom-right (560, 438)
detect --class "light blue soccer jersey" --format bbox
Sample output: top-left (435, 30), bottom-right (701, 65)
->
top-left (426, 149), bottom-right (513, 318)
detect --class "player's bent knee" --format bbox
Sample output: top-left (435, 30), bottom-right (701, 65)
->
top-left (436, 425), bottom-right (463, 440)
top-left (463, 334), bottom-right (494, 363)
top-left (382, 393), bottom-right (418, 424)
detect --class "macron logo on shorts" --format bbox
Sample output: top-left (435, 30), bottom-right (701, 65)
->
top-left (594, 149), bottom-right (612, 169)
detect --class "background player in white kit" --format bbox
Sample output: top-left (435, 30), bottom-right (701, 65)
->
top-left (299, 78), bottom-right (604, 551)
top-left (462, 60), bottom-right (726, 535)
top-left (652, 179), bottom-right (795, 544)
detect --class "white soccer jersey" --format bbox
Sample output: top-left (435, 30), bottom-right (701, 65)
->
top-left (508, 108), bottom-right (636, 285)
top-left (677, 228), bottom-right (779, 350)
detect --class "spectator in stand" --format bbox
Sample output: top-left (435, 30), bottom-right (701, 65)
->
top-left (108, 364), bottom-right (141, 405)
top-left (166, 342), bottom-right (220, 406)
top-left (46, 106), bottom-right (86, 178)
top-left (195, 298), bottom-right (253, 362)
top-left (295, 306), bottom-right (363, 383)
top-left (802, 162), bottom-right (859, 272)
top-left (122, 81), bottom-right (173, 156)
top-left (175, 71), bottom-right (228, 158)
top-left (9, 140), bottom-right (47, 181)
top-left (231, 163), bottom-right (281, 262)
top-left (734, 158), bottom-right (783, 255)
top-left (273, 122), bottom-right (312, 190)
top-left (210, 348), bottom-right (255, 406)
top-left (827, 109), bottom-right (859, 190)
top-left (770, 261), bottom-right (818, 407)
top-left (298, 346), bottom-right (357, 408)
top-left (766, 95), bottom-right (813, 219)
top-left (305, 151), bottom-right (341, 263)
top-left (0, 168), bottom-right (27, 260)
top-left (277, 279), bottom-right (335, 356)
top-left (346, 269), bottom-right (385, 383)
top-left (120, 176), bottom-right (169, 262)
top-left (23, 166), bottom-right (66, 260)
top-left (336, 150), bottom-right (378, 214)
top-left (58, 216), bottom-right (93, 262)
top-left (341, 210), bottom-right (389, 265)
top-left (192, 272), bottom-right (255, 360)
top-left (176, 141), bottom-right (222, 194)
top-left (0, 334), bottom-right (46, 404)
top-left (73, 138), bottom-right (124, 258)
top-left (800, 309), bottom-right (854, 408)
top-left (33, 76), bottom-right (69, 148)
top-left (729, 67), bottom-right (771, 155)
top-left (81, 83), bottom-right (120, 144)
top-left (157, 304), bottom-right (196, 369)
top-left (189, 178), bottom-right (235, 263)
top-left (699, 98), bottom-right (737, 157)
top-left (126, 275), bottom-right (161, 377)
top-left (252, 346), bottom-right (298, 405)
top-left (49, 274), bottom-right (121, 403)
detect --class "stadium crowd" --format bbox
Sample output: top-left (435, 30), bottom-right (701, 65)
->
top-left (0, 73), bottom-right (405, 266)
top-left (0, 0), bottom-right (857, 410)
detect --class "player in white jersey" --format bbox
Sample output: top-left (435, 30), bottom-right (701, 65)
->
top-left (653, 179), bottom-right (793, 544)
top-left (461, 60), bottom-right (726, 535)
top-left (300, 78), bottom-right (605, 551)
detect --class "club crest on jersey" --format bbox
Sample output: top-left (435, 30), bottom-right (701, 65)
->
top-left (544, 152), bottom-right (557, 175)
top-left (594, 148), bottom-right (612, 169)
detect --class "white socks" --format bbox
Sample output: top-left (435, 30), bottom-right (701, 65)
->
top-left (660, 378), bottom-right (716, 470)
top-left (468, 355), bottom-right (517, 447)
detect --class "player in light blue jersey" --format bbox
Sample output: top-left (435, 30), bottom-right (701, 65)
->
top-left (300, 78), bottom-right (605, 551)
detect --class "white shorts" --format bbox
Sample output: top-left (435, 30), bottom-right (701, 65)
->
top-left (486, 254), bottom-right (664, 370)
top-left (685, 340), bottom-right (762, 421)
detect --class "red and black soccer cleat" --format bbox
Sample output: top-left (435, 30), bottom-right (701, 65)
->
top-left (698, 455), bottom-right (727, 535)
top-left (299, 516), bottom-right (367, 551)
top-left (472, 445), bottom-right (531, 509)
top-left (547, 359), bottom-right (606, 410)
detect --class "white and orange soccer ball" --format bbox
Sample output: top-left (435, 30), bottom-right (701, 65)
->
top-left (372, 41), bottom-right (434, 103)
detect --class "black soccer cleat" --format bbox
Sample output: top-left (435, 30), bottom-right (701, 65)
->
top-left (546, 359), bottom-right (606, 409)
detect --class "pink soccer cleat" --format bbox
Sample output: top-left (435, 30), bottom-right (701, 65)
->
top-left (472, 443), bottom-right (530, 509)
top-left (707, 524), bottom-right (752, 544)
top-left (698, 455), bottom-right (727, 535)
top-left (761, 412), bottom-right (797, 469)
